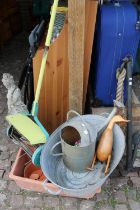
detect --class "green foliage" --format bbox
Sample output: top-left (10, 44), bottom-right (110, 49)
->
top-left (108, 197), bottom-right (118, 208)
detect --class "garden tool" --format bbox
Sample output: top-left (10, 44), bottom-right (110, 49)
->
top-left (18, 20), bottom-right (46, 112)
top-left (88, 115), bottom-right (128, 174)
top-left (7, 125), bottom-right (44, 167)
top-left (125, 56), bottom-right (140, 172)
top-left (6, 0), bottom-right (59, 145)
top-left (132, 131), bottom-right (140, 168)
top-left (126, 57), bottom-right (133, 171)
top-left (8, 126), bottom-right (34, 159)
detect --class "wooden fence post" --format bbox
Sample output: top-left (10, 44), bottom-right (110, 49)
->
top-left (68, 0), bottom-right (86, 114)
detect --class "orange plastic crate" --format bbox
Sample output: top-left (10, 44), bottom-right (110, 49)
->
top-left (9, 148), bottom-right (101, 198)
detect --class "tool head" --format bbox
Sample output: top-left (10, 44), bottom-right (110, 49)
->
top-left (6, 114), bottom-right (47, 145)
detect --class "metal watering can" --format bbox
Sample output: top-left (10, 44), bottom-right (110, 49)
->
top-left (50, 110), bottom-right (97, 172)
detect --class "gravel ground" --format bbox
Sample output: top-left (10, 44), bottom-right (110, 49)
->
top-left (0, 33), bottom-right (140, 210)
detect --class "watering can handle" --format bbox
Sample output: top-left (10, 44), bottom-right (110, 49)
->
top-left (43, 179), bottom-right (62, 195)
top-left (67, 110), bottom-right (89, 136)
top-left (50, 141), bottom-right (63, 156)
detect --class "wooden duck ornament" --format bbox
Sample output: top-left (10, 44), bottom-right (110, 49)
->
top-left (87, 115), bottom-right (128, 174)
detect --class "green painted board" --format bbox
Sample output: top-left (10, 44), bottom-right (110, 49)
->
top-left (6, 114), bottom-right (46, 145)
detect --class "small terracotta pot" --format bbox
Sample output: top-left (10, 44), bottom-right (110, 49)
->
top-left (24, 162), bottom-right (45, 181)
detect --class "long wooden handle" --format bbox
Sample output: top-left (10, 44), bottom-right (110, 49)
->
top-left (32, 0), bottom-right (59, 116)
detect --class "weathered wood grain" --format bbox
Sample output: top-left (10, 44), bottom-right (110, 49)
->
top-left (68, 0), bottom-right (85, 113)
top-left (33, 23), bottom-right (68, 133)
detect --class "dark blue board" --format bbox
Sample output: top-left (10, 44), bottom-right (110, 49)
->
top-left (93, 1), bottom-right (140, 105)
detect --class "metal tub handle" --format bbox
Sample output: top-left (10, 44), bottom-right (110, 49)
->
top-left (50, 141), bottom-right (63, 156)
top-left (67, 110), bottom-right (89, 136)
top-left (43, 179), bottom-right (62, 195)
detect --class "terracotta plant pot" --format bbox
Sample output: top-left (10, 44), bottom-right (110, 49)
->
top-left (24, 162), bottom-right (46, 181)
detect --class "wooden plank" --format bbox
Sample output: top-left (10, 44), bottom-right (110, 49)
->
top-left (33, 1), bottom-right (98, 131)
top-left (68, 0), bottom-right (85, 114)
top-left (83, 0), bottom-right (98, 109)
top-left (33, 22), bottom-right (69, 133)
